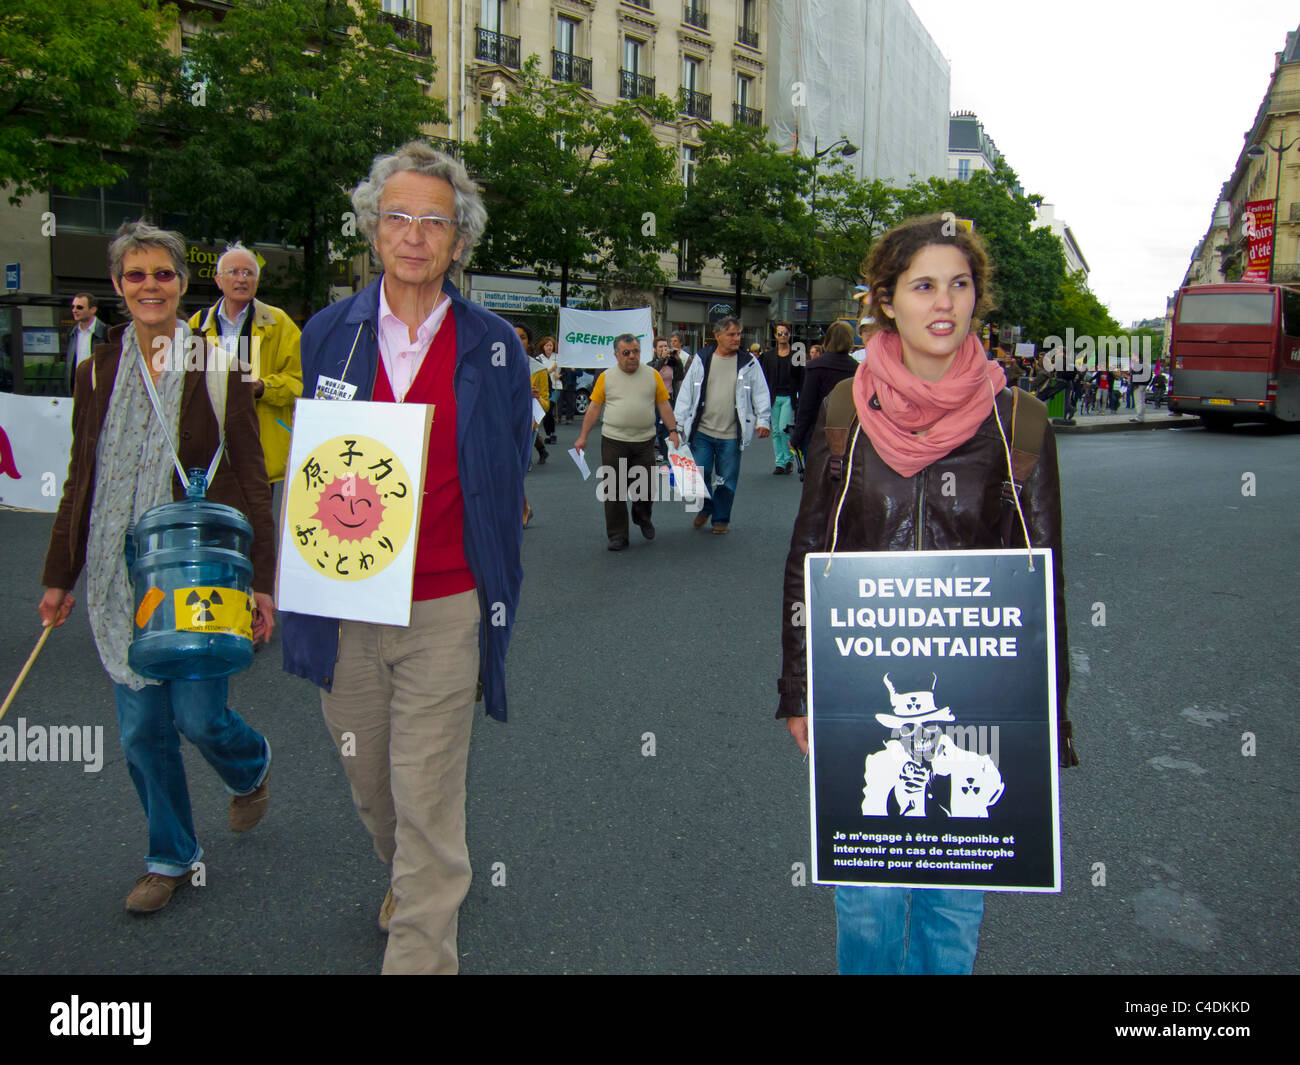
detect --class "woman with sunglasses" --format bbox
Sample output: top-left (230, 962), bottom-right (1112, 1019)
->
top-left (778, 215), bottom-right (1076, 974)
top-left (38, 220), bottom-right (275, 915)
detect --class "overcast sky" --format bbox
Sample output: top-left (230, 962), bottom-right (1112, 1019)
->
top-left (906, 0), bottom-right (1297, 326)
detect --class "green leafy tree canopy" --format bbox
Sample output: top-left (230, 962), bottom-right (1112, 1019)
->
top-left (149, 0), bottom-right (445, 312)
top-left (0, 0), bottom-right (171, 205)
top-left (677, 122), bottom-right (813, 313)
top-left (464, 56), bottom-right (682, 307)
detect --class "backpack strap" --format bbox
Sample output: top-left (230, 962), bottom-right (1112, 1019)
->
top-left (823, 378), bottom-right (858, 481)
top-left (998, 387), bottom-right (1048, 546)
top-left (1006, 386), bottom-right (1048, 494)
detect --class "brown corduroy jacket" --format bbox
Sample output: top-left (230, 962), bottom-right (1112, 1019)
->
top-left (41, 325), bottom-right (276, 594)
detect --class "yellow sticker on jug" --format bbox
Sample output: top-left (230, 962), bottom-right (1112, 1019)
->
top-left (173, 587), bottom-right (253, 640)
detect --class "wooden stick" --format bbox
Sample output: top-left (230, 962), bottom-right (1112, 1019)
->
top-left (0, 626), bottom-right (53, 724)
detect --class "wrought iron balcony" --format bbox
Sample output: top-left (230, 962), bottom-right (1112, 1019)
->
top-left (431, 137), bottom-right (459, 159)
top-left (683, 5), bottom-right (708, 30)
top-left (619, 69), bottom-right (656, 100)
top-left (552, 49), bottom-right (593, 88)
top-left (380, 12), bottom-right (433, 57)
top-left (476, 27), bottom-right (520, 68)
top-left (733, 103), bottom-right (761, 128)
top-left (737, 26), bottom-right (759, 48)
top-left (1272, 263), bottom-right (1300, 282)
top-left (680, 87), bottom-right (711, 120)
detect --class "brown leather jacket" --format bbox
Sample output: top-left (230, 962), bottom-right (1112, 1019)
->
top-left (778, 386), bottom-right (1078, 767)
top-left (42, 325), bottom-right (276, 594)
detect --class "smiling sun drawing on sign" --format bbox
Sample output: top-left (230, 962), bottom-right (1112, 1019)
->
top-left (287, 435), bottom-right (416, 580)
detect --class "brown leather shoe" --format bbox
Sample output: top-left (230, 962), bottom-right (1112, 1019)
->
top-left (712, 523), bottom-right (729, 535)
top-left (230, 771), bottom-right (270, 832)
top-left (125, 869), bottom-right (193, 914)
top-left (379, 887), bottom-right (395, 934)
top-left (692, 511), bottom-right (708, 529)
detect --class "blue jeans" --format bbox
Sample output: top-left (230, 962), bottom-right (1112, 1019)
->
top-left (771, 395), bottom-right (794, 468)
top-left (113, 678), bottom-right (269, 876)
top-left (690, 431), bottom-right (742, 526)
top-left (835, 885), bottom-right (984, 974)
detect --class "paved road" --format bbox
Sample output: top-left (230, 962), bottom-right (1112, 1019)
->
top-left (0, 419), bottom-right (1296, 974)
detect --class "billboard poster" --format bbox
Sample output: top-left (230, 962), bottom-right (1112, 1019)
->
top-left (805, 549), bottom-right (1061, 892)
top-left (1242, 199), bottom-right (1274, 282)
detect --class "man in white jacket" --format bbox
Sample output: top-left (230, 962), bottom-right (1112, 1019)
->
top-left (673, 316), bottom-right (771, 535)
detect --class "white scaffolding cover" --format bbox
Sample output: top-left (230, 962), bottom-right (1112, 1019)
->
top-left (766, 0), bottom-right (950, 186)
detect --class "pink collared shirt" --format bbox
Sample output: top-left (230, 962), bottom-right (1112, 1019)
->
top-left (378, 282), bottom-right (453, 402)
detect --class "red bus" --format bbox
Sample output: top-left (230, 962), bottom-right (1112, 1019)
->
top-left (1168, 283), bottom-right (1300, 427)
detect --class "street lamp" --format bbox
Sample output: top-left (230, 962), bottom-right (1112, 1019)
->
top-left (1245, 135), bottom-right (1299, 282)
top-left (804, 136), bottom-right (858, 347)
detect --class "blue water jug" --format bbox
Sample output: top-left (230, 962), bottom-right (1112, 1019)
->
top-left (127, 468), bottom-right (255, 681)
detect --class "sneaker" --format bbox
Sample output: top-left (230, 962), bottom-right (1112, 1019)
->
top-left (546, 435), bottom-right (557, 444)
top-left (773, 466), bottom-right (787, 475)
top-left (607, 538), bottom-right (629, 551)
top-left (637, 519), bottom-right (656, 541)
top-left (230, 762), bottom-right (270, 832)
top-left (125, 869), bottom-right (194, 914)
top-left (379, 886), bottom-right (395, 934)
top-left (692, 512), bottom-right (708, 529)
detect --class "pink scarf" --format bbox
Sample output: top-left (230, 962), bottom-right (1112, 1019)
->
top-left (852, 331), bottom-right (1007, 478)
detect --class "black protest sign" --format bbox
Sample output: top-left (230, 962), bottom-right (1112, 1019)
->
top-left (805, 549), bottom-right (1061, 891)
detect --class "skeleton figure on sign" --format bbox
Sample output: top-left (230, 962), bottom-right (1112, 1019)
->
top-left (861, 673), bottom-right (1004, 818)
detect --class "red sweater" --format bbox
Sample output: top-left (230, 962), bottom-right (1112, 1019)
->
top-left (372, 315), bottom-right (475, 601)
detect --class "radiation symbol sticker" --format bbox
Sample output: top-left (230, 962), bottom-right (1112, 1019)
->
top-left (287, 435), bottom-right (416, 581)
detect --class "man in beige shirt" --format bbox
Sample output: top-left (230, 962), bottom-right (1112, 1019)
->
top-left (575, 333), bottom-right (681, 550)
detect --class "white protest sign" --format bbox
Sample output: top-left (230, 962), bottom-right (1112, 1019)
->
top-left (277, 399), bottom-right (431, 626)
top-left (0, 393), bottom-right (72, 512)
top-left (557, 307), bottom-right (653, 369)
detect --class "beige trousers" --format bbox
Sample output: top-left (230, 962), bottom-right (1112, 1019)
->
top-left (320, 590), bottom-right (481, 974)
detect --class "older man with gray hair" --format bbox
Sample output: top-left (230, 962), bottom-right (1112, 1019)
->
top-left (189, 243), bottom-right (302, 499)
top-left (280, 141), bottom-right (532, 974)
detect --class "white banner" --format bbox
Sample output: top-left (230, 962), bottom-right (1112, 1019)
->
top-left (277, 399), bottom-right (431, 626)
top-left (0, 393), bottom-right (73, 512)
top-left (558, 307), bottom-right (653, 369)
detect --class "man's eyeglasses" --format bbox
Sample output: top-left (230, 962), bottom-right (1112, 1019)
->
top-left (379, 211), bottom-right (455, 235)
top-left (120, 269), bottom-right (179, 283)
top-left (220, 268), bottom-right (256, 279)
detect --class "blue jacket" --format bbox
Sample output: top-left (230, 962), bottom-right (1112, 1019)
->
top-left (279, 277), bottom-right (532, 721)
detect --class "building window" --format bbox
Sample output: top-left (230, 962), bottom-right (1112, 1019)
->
top-left (480, 0), bottom-right (502, 32)
top-left (733, 74), bottom-right (760, 127)
top-left (624, 36), bottom-right (643, 75)
top-left (681, 145), bottom-right (697, 187)
top-left (620, 38), bottom-right (655, 99)
top-left (738, 0), bottom-right (758, 47)
top-left (553, 16), bottom-right (591, 87)
top-left (557, 14), bottom-right (578, 56)
top-left (958, 158), bottom-right (971, 180)
top-left (677, 238), bottom-right (700, 281)
top-left (382, 0), bottom-right (412, 14)
top-left (681, 58), bottom-right (710, 119)
top-left (51, 153), bottom-right (149, 234)
top-left (683, 3), bottom-right (708, 31)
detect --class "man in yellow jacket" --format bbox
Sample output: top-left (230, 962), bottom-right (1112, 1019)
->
top-left (189, 243), bottom-right (303, 495)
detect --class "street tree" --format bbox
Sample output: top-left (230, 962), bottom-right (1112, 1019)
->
top-left (897, 161), bottom-right (1066, 337)
top-left (812, 169), bottom-right (901, 286)
top-left (0, 0), bottom-right (171, 205)
top-left (463, 57), bottom-right (682, 308)
top-left (149, 0), bottom-right (445, 312)
top-left (677, 121), bottom-right (813, 314)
